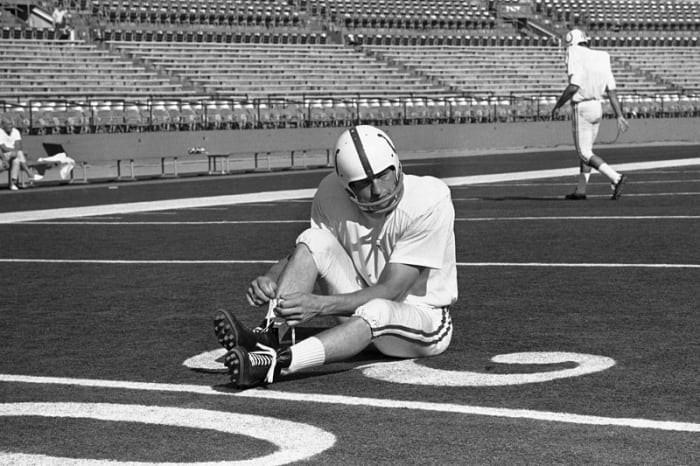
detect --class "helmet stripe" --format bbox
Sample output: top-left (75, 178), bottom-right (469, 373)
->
top-left (349, 126), bottom-right (374, 178)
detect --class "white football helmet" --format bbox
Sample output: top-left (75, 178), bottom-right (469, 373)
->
top-left (565, 28), bottom-right (590, 47)
top-left (334, 125), bottom-right (404, 213)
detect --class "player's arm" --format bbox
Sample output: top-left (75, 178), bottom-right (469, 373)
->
top-left (246, 256), bottom-right (289, 306)
top-left (606, 88), bottom-right (630, 133)
top-left (276, 262), bottom-right (422, 326)
top-left (552, 84), bottom-right (580, 118)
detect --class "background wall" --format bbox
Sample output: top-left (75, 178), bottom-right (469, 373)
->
top-left (22, 118), bottom-right (700, 164)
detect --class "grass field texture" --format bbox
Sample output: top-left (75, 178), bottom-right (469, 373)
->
top-left (1, 144), bottom-right (699, 465)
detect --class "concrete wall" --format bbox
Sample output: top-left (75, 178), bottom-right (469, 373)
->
top-left (21, 118), bottom-right (700, 164)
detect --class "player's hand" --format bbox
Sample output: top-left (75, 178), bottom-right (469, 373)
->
top-left (274, 292), bottom-right (324, 326)
top-left (0, 160), bottom-right (8, 170)
top-left (246, 276), bottom-right (277, 307)
top-left (617, 116), bottom-right (629, 133)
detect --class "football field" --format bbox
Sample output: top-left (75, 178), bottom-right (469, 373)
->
top-left (1, 144), bottom-right (699, 465)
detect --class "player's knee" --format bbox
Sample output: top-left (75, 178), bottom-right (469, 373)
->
top-left (296, 228), bottom-right (344, 271)
top-left (353, 298), bottom-right (393, 330)
top-left (577, 152), bottom-right (593, 165)
top-left (296, 228), bottom-right (340, 257)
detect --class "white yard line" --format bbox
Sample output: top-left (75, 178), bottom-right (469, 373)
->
top-left (1, 373), bottom-right (698, 432)
top-left (9, 215), bottom-right (700, 225)
top-left (0, 258), bottom-right (698, 268)
top-left (2, 158), bottom-right (699, 224)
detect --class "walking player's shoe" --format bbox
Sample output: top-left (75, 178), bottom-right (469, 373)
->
top-left (565, 192), bottom-right (587, 200)
top-left (224, 346), bottom-right (281, 389)
top-left (611, 174), bottom-right (627, 200)
top-left (213, 309), bottom-right (279, 351)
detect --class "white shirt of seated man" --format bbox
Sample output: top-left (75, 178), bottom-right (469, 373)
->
top-left (309, 126), bottom-right (458, 310)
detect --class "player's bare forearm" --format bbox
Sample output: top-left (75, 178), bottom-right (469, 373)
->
top-left (552, 84), bottom-right (580, 115)
top-left (276, 283), bottom-right (397, 325)
top-left (264, 256), bottom-right (288, 282)
top-left (606, 89), bottom-right (624, 118)
top-left (276, 262), bottom-right (422, 323)
top-left (606, 89), bottom-right (630, 131)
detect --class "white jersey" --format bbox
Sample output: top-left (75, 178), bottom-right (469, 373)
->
top-left (310, 173), bottom-right (457, 308)
top-left (566, 45), bottom-right (616, 102)
top-left (0, 127), bottom-right (21, 153)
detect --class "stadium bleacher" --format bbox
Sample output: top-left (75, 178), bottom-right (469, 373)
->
top-left (0, 0), bottom-right (698, 135)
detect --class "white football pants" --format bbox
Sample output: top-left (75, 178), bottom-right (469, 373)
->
top-left (571, 100), bottom-right (602, 164)
top-left (296, 227), bottom-right (453, 358)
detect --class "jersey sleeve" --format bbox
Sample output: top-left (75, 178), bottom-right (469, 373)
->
top-left (567, 47), bottom-right (585, 88)
top-left (310, 174), bottom-right (342, 233)
top-left (604, 53), bottom-right (616, 91)
top-left (310, 189), bottom-right (331, 231)
top-left (389, 191), bottom-right (455, 270)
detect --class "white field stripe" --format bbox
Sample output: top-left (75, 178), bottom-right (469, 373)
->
top-left (13, 216), bottom-right (700, 226)
top-left (457, 262), bottom-right (700, 268)
top-left (0, 373), bottom-right (697, 432)
top-left (471, 179), bottom-right (700, 186)
top-left (0, 189), bottom-right (317, 224)
top-left (0, 259), bottom-right (278, 264)
top-left (17, 220), bottom-right (309, 225)
top-left (2, 158), bottom-right (699, 224)
top-left (0, 259), bottom-right (697, 268)
top-left (441, 157), bottom-right (700, 187)
top-left (452, 192), bottom-right (700, 201)
top-left (455, 216), bottom-right (700, 221)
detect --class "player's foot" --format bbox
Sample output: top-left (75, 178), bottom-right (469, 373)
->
top-left (9, 183), bottom-right (19, 191)
top-left (33, 173), bottom-right (44, 181)
top-left (565, 192), bottom-right (587, 200)
top-left (213, 309), bottom-right (279, 351)
top-left (224, 346), bottom-right (281, 389)
top-left (611, 174), bottom-right (627, 200)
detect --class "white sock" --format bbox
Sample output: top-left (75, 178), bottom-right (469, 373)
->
top-left (597, 163), bottom-right (620, 185)
top-left (286, 336), bottom-right (326, 373)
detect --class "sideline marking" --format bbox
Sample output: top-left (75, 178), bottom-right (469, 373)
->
top-left (2, 158), bottom-right (699, 224)
top-left (1, 374), bottom-right (698, 432)
top-left (0, 259), bottom-right (698, 268)
top-left (0, 402), bottom-right (335, 465)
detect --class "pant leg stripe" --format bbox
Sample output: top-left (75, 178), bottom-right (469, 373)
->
top-left (372, 308), bottom-right (452, 346)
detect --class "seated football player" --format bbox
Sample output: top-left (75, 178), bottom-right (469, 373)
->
top-left (214, 125), bottom-right (458, 388)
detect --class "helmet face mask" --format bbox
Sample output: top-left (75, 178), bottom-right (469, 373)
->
top-left (334, 125), bottom-right (404, 214)
top-left (565, 29), bottom-right (590, 47)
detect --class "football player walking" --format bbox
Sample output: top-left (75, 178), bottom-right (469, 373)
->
top-left (552, 28), bottom-right (630, 200)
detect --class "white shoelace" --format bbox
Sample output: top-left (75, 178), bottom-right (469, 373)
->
top-left (264, 298), bottom-right (295, 345)
top-left (255, 342), bottom-right (278, 383)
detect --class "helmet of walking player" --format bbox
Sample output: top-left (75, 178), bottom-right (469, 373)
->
top-left (565, 29), bottom-right (590, 46)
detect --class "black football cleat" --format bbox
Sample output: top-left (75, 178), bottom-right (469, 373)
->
top-left (611, 174), bottom-right (627, 200)
top-left (565, 192), bottom-right (587, 200)
top-left (213, 309), bottom-right (279, 351)
top-left (224, 346), bottom-right (280, 389)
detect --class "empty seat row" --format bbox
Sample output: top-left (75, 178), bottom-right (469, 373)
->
top-left (101, 29), bottom-right (327, 44)
top-left (5, 93), bottom-right (697, 135)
